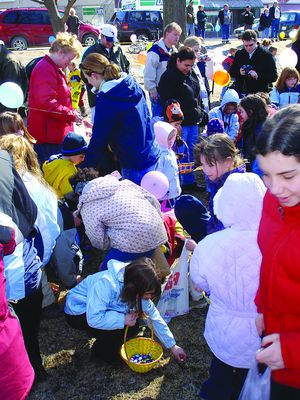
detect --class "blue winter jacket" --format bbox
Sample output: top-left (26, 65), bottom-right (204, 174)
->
top-left (270, 84), bottom-right (300, 108)
top-left (83, 73), bottom-right (160, 171)
top-left (64, 259), bottom-right (176, 349)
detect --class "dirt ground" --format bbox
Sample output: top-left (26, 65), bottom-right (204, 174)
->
top-left (19, 37), bottom-right (291, 400)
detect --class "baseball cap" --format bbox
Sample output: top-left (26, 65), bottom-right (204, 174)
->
top-left (101, 24), bottom-right (118, 43)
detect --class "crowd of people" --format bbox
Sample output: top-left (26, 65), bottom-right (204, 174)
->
top-left (0, 10), bottom-right (300, 400)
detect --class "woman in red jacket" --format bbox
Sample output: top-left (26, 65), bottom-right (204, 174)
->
top-left (255, 104), bottom-right (300, 399)
top-left (27, 32), bottom-right (83, 164)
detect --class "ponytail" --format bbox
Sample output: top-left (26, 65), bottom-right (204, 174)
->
top-left (103, 63), bottom-right (121, 81)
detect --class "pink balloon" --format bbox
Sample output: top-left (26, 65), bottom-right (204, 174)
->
top-left (141, 171), bottom-right (169, 200)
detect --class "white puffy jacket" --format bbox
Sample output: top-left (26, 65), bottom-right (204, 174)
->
top-left (190, 173), bottom-right (266, 368)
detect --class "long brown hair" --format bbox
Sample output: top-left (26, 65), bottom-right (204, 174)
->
top-left (275, 67), bottom-right (299, 92)
top-left (121, 257), bottom-right (161, 316)
top-left (0, 111), bottom-right (36, 144)
top-left (194, 134), bottom-right (243, 167)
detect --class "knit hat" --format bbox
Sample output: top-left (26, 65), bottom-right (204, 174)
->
top-left (206, 118), bottom-right (225, 136)
top-left (61, 132), bottom-right (88, 156)
top-left (165, 99), bottom-right (184, 123)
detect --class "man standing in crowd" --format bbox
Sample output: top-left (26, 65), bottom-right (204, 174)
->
top-left (144, 22), bottom-right (182, 117)
top-left (81, 24), bottom-right (130, 120)
top-left (241, 5), bottom-right (255, 31)
top-left (186, 0), bottom-right (195, 36)
top-left (230, 30), bottom-right (277, 96)
top-left (269, 1), bottom-right (281, 41)
top-left (0, 40), bottom-right (27, 113)
top-left (66, 8), bottom-right (80, 36)
top-left (218, 4), bottom-right (232, 44)
top-left (197, 5), bottom-right (207, 39)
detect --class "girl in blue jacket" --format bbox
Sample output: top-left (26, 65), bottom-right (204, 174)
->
top-left (65, 257), bottom-right (186, 363)
top-left (270, 67), bottom-right (300, 108)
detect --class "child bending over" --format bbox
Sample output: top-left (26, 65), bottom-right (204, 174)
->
top-left (65, 257), bottom-right (187, 363)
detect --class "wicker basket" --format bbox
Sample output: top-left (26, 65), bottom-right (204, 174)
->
top-left (120, 320), bottom-right (163, 373)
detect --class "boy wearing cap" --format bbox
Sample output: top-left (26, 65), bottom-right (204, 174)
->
top-left (81, 24), bottom-right (130, 118)
top-left (43, 132), bottom-right (88, 198)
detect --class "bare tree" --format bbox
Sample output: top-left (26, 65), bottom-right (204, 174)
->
top-left (163, 0), bottom-right (186, 40)
top-left (30, 0), bottom-right (77, 34)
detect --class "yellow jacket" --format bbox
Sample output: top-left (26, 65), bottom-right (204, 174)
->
top-left (43, 158), bottom-right (77, 198)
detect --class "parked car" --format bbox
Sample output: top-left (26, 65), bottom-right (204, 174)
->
top-left (234, 18), bottom-right (260, 39)
top-left (0, 8), bottom-right (101, 50)
top-left (108, 10), bottom-right (163, 42)
top-left (279, 11), bottom-right (300, 38)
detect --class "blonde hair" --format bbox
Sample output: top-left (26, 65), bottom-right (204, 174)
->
top-left (183, 35), bottom-right (202, 48)
top-left (69, 8), bottom-right (76, 16)
top-left (0, 111), bottom-right (36, 144)
top-left (261, 38), bottom-right (271, 47)
top-left (50, 32), bottom-right (82, 59)
top-left (275, 67), bottom-right (299, 92)
top-left (0, 134), bottom-right (50, 188)
top-left (80, 53), bottom-right (121, 81)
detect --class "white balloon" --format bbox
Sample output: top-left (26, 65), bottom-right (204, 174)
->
top-left (289, 29), bottom-right (298, 39)
top-left (279, 48), bottom-right (298, 68)
top-left (0, 82), bottom-right (24, 108)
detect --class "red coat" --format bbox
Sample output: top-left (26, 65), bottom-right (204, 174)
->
top-left (27, 55), bottom-right (76, 144)
top-left (0, 228), bottom-right (34, 399)
top-left (255, 190), bottom-right (300, 389)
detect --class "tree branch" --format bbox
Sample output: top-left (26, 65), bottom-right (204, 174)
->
top-left (62, 0), bottom-right (77, 24)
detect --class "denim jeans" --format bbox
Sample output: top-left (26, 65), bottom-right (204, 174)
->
top-left (262, 27), bottom-right (270, 39)
top-left (271, 19), bottom-right (280, 39)
top-left (181, 125), bottom-right (198, 185)
top-left (122, 160), bottom-right (158, 185)
top-left (200, 355), bottom-right (248, 400)
top-left (186, 23), bottom-right (195, 36)
top-left (221, 24), bottom-right (230, 40)
top-left (150, 94), bottom-right (163, 117)
top-left (198, 27), bottom-right (206, 38)
top-left (34, 143), bottom-right (62, 166)
top-left (101, 248), bottom-right (154, 271)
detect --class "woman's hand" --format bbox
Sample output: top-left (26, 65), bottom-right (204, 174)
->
top-left (125, 312), bottom-right (138, 327)
top-left (170, 345), bottom-right (187, 362)
top-left (75, 112), bottom-right (83, 124)
top-left (255, 313), bottom-right (265, 336)
top-left (256, 333), bottom-right (285, 370)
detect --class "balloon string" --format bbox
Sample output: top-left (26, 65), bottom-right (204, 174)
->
top-left (26, 106), bottom-right (75, 116)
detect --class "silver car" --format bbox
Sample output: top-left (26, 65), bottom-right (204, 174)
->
top-left (234, 18), bottom-right (260, 39)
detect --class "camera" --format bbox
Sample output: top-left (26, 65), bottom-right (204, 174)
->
top-left (199, 53), bottom-right (208, 61)
top-left (241, 64), bottom-right (253, 74)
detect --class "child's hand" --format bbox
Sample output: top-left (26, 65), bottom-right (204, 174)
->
top-left (171, 345), bottom-right (187, 362)
top-left (186, 239), bottom-right (197, 252)
top-left (125, 312), bottom-right (138, 327)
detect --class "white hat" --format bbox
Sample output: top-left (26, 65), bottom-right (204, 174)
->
top-left (101, 24), bottom-right (118, 42)
top-left (0, 40), bottom-right (4, 46)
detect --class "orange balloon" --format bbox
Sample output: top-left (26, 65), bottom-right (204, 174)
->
top-left (137, 52), bottom-right (147, 65)
top-left (213, 69), bottom-right (230, 86)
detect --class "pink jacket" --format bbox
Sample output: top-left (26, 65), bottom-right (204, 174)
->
top-left (0, 227), bottom-right (34, 399)
top-left (28, 55), bottom-right (76, 144)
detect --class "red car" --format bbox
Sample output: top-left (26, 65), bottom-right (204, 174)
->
top-left (0, 8), bottom-right (101, 50)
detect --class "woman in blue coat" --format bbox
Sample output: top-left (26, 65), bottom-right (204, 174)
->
top-left (80, 53), bottom-right (160, 185)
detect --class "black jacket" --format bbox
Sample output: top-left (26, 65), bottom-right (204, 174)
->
top-left (66, 15), bottom-right (80, 35)
top-left (269, 5), bottom-right (281, 20)
top-left (259, 13), bottom-right (272, 29)
top-left (197, 10), bottom-right (207, 27)
top-left (81, 41), bottom-right (130, 108)
top-left (158, 63), bottom-right (207, 126)
top-left (230, 45), bottom-right (278, 95)
top-left (241, 10), bottom-right (254, 26)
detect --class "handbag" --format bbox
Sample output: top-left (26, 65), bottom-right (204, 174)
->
top-left (238, 358), bottom-right (271, 400)
top-left (156, 242), bottom-right (189, 319)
